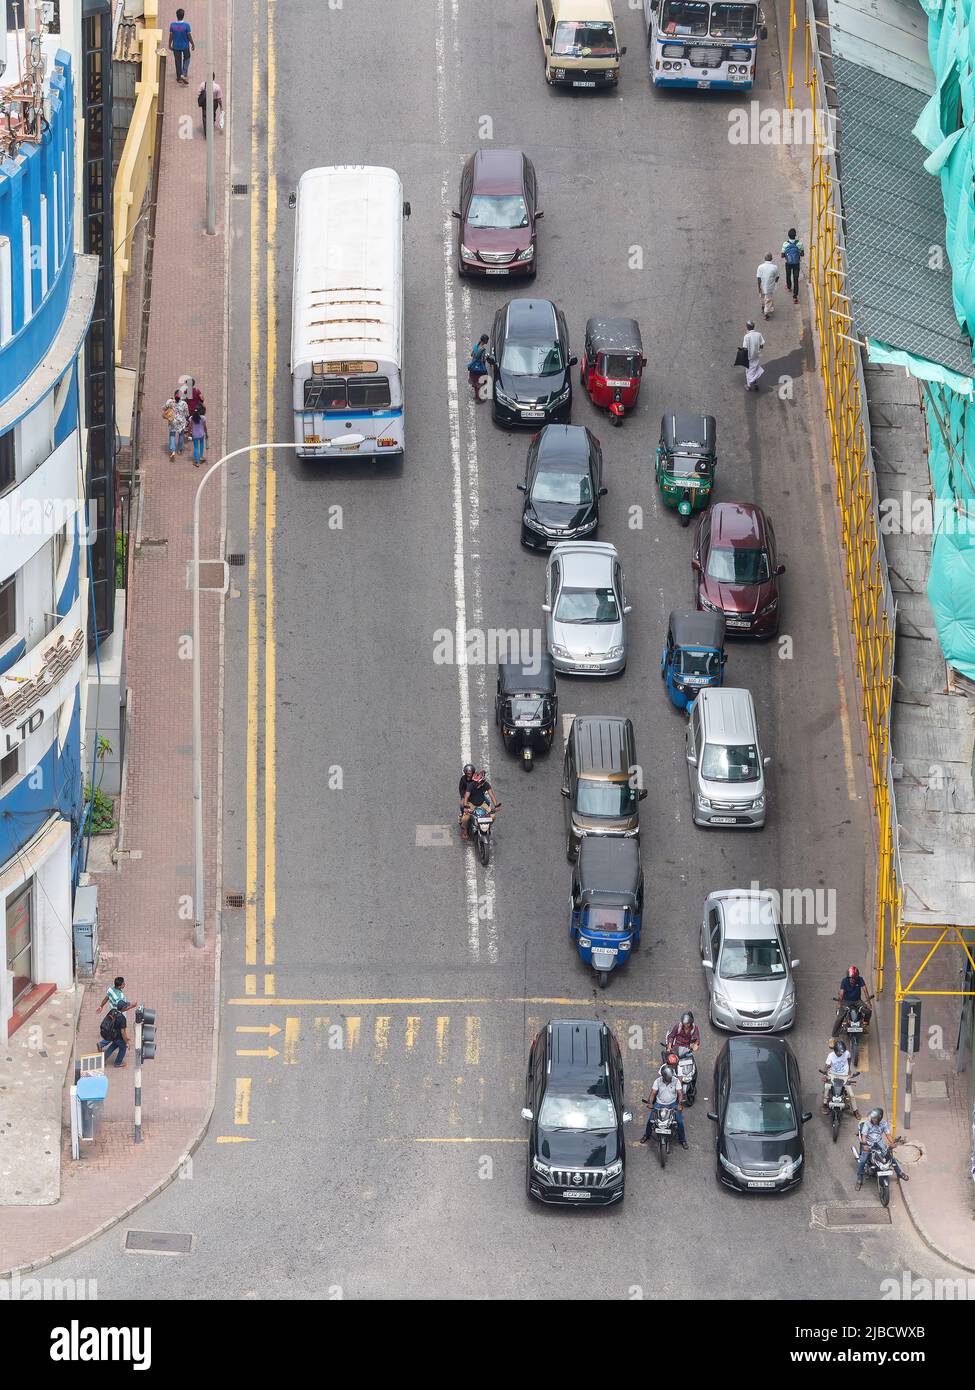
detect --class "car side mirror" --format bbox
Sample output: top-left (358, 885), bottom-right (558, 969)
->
top-left (598, 486), bottom-right (608, 497)
top-left (569, 355), bottom-right (578, 367)
top-left (516, 482), bottom-right (527, 492)
top-left (701, 958), bottom-right (713, 969)
top-left (521, 1107), bottom-right (533, 1121)
top-left (801, 1111), bottom-right (813, 1124)
top-left (706, 1111), bottom-right (717, 1122)
top-left (763, 755), bottom-right (771, 767)
top-left (775, 563), bottom-right (786, 576)
top-left (561, 787), bottom-right (570, 798)
top-left (623, 604), bottom-right (632, 615)
top-left (485, 353), bottom-right (496, 367)
top-left (791, 959), bottom-right (800, 969)
top-left (760, 24), bottom-right (768, 39)
top-left (691, 558), bottom-right (701, 572)
top-left (622, 1110), bottom-right (633, 1123)
top-left (535, 209), bottom-right (544, 219)
top-left (638, 788), bottom-right (648, 801)
top-left (620, 45), bottom-right (627, 55)
top-left (686, 753), bottom-right (697, 766)
top-left (541, 602), bottom-right (551, 613)
top-left (451, 210), bottom-right (461, 220)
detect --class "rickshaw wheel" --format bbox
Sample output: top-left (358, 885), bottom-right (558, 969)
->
top-left (611, 414), bottom-right (623, 427)
top-left (522, 749), bottom-right (534, 771)
top-left (598, 971), bottom-right (609, 989)
top-left (680, 511), bottom-right (690, 527)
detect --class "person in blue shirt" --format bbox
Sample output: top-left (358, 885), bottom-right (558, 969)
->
top-left (833, 964), bottom-right (873, 1035)
top-left (168, 8), bottom-right (195, 85)
top-left (855, 1108), bottom-right (907, 1189)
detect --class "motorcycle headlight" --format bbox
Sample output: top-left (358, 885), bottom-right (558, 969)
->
top-left (604, 1159), bottom-right (623, 1178)
top-left (516, 243), bottom-right (535, 262)
top-left (460, 244), bottom-right (477, 262)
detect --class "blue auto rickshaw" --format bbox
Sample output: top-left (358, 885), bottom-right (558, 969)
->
top-left (660, 609), bottom-right (727, 712)
top-left (569, 837), bottom-right (643, 988)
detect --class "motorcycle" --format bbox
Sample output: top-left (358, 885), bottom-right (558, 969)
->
top-left (835, 1001), bottom-right (868, 1066)
top-left (465, 802), bottom-right (500, 867)
top-left (643, 1099), bottom-right (679, 1169)
top-left (661, 1043), bottom-right (697, 1106)
top-left (820, 1068), bottom-right (860, 1142)
top-left (852, 1137), bottom-right (902, 1208)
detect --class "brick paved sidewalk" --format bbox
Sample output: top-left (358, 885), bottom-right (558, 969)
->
top-left (0, 4), bottom-right (229, 1275)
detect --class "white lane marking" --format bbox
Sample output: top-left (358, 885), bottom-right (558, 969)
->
top-left (437, 0), bottom-right (480, 961)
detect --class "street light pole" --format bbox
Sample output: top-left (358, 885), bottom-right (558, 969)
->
top-left (191, 443), bottom-right (302, 948)
top-left (205, 0), bottom-right (216, 235)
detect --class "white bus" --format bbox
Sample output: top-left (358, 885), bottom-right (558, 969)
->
top-left (644, 0), bottom-right (766, 90)
top-left (291, 166), bottom-right (407, 461)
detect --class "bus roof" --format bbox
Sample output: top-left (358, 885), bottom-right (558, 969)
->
top-left (292, 165), bottom-right (403, 374)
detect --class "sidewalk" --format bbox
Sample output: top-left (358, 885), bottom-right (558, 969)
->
top-left (0, 6), bottom-right (229, 1275)
top-left (863, 360), bottom-right (975, 1273)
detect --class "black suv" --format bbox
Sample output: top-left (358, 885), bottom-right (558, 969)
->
top-left (522, 1019), bottom-right (631, 1205)
top-left (488, 298), bottom-right (575, 427)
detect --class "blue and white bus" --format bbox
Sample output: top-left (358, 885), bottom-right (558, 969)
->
top-left (644, 0), bottom-right (766, 90)
top-left (291, 166), bottom-right (407, 461)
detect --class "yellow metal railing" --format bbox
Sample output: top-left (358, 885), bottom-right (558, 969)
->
top-left (113, 0), bottom-right (162, 363)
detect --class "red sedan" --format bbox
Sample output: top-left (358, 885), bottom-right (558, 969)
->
top-left (692, 501), bottom-right (785, 637)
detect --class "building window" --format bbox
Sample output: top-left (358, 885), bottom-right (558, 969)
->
top-left (0, 748), bottom-right (17, 788)
top-left (5, 880), bottom-right (33, 1008)
top-left (0, 574), bottom-right (15, 645)
top-left (0, 429), bottom-right (13, 495)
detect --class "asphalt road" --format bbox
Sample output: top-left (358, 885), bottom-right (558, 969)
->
top-left (48, 0), bottom-right (960, 1298)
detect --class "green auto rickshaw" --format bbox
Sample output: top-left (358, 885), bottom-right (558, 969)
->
top-left (655, 410), bottom-right (716, 525)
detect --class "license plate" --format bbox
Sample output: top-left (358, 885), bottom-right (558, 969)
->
top-left (846, 1023), bottom-right (863, 1031)
top-left (742, 1020), bottom-right (771, 1029)
top-left (521, 410), bottom-right (545, 419)
top-left (573, 80), bottom-right (596, 87)
top-left (678, 1063), bottom-right (694, 1077)
top-left (710, 816), bottom-right (738, 825)
top-left (725, 618), bottom-right (750, 628)
top-left (747, 1179), bottom-right (776, 1188)
top-left (731, 74), bottom-right (750, 82)
top-left (515, 718), bottom-right (540, 727)
top-left (485, 268), bottom-right (509, 275)
top-left (604, 379), bottom-right (630, 387)
top-left (563, 1191), bottom-right (591, 1199)
top-left (697, 80), bottom-right (711, 88)
top-left (304, 435), bottom-right (321, 444)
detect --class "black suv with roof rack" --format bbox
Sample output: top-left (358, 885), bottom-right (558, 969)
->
top-left (522, 1018), bottom-right (632, 1205)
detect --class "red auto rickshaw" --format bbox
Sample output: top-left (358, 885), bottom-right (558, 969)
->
top-left (579, 316), bottom-right (646, 426)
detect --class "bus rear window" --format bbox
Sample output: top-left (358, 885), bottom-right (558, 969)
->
top-left (304, 376), bottom-right (392, 411)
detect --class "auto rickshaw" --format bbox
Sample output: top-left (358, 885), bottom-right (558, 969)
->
top-left (655, 410), bottom-right (717, 524)
top-left (569, 836), bottom-right (643, 988)
top-left (494, 655), bottom-right (558, 771)
top-left (660, 609), bottom-right (727, 713)
top-left (579, 317), bottom-right (646, 426)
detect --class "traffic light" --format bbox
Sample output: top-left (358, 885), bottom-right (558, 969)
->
top-left (136, 1004), bottom-right (157, 1061)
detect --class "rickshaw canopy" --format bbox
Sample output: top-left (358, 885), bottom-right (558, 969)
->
top-left (584, 316), bottom-right (644, 357)
top-left (498, 654), bottom-right (556, 697)
top-left (575, 835), bottom-right (642, 905)
top-left (668, 609), bottom-right (725, 653)
top-left (659, 411), bottom-right (716, 458)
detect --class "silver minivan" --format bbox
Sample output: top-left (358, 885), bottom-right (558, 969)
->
top-left (685, 688), bottom-right (769, 829)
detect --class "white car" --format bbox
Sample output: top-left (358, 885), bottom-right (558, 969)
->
top-left (543, 542), bottom-right (630, 675)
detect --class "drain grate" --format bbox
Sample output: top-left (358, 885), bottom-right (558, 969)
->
top-left (824, 1204), bottom-right (891, 1227)
top-left (232, 183), bottom-right (248, 196)
top-left (124, 1230), bottom-right (194, 1255)
top-left (225, 892), bottom-right (244, 909)
top-left (227, 553), bottom-right (245, 567)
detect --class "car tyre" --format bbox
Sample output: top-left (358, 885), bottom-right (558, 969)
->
top-left (565, 830), bottom-right (576, 862)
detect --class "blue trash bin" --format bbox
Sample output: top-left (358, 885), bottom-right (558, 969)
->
top-left (77, 1073), bottom-right (109, 1141)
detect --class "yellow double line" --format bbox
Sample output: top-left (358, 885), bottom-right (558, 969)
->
top-left (245, 1), bottom-right (279, 980)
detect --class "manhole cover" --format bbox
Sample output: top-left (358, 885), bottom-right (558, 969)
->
top-left (416, 825), bottom-right (453, 847)
top-left (124, 1230), bottom-right (194, 1255)
top-left (225, 892), bottom-right (244, 909)
top-left (824, 1204), bottom-right (891, 1227)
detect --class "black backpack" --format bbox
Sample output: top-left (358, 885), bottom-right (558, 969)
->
top-left (100, 1010), bottom-right (122, 1042)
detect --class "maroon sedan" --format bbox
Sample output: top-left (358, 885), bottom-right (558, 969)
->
top-left (692, 501), bottom-right (785, 637)
top-left (453, 149), bottom-right (541, 280)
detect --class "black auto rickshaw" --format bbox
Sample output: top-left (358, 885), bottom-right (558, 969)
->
top-left (660, 609), bottom-right (727, 712)
top-left (655, 410), bottom-right (717, 524)
top-left (580, 317), bottom-right (646, 426)
top-left (494, 655), bottom-right (558, 771)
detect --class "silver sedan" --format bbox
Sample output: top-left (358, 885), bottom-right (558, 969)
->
top-left (700, 889), bottom-right (799, 1034)
top-left (543, 542), bottom-right (630, 676)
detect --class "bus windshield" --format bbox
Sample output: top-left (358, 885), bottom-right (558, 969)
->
top-left (659, 1), bottom-right (710, 36)
top-left (709, 3), bottom-right (758, 37)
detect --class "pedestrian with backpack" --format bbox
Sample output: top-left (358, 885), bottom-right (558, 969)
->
top-left (467, 334), bottom-right (490, 399)
top-left (99, 1009), bottom-right (129, 1067)
top-left (98, 975), bottom-right (135, 1016)
top-left (781, 228), bottom-right (804, 303)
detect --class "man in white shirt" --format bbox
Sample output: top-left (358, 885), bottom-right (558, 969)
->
top-left (742, 320), bottom-right (765, 391)
top-left (821, 1039), bottom-right (858, 1114)
top-left (640, 1065), bottom-right (688, 1148)
top-left (756, 252), bottom-right (779, 319)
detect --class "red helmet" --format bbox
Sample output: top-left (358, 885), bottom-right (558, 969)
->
top-left (848, 965), bottom-right (859, 978)
top-left (471, 770), bottom-right (486, 784)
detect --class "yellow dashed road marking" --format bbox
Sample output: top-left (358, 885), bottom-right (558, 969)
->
top-left (283, 1017), bottom-right (300, 1065)
top-left (234, 1078), bottom-right (252, 1125)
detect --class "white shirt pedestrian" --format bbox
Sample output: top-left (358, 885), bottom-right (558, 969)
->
top-left (742, 324), bottom-right (765, 390)
top-left (757, 255), bottom-right (779, 318)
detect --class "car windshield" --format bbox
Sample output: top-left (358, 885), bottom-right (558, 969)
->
top-left (467, 194), bottom-right (529, 230)
top-left (539, 1088), bottom-right (616, 1130)
top-left (599, 352), bottom-right (640, 379)
top-left (510, 696), bottom-right (545, 721)
top-left (660, 0), bottom-right (710, 36)
top-left (707, 545), bottom-right (770, 584)
top-left (725, 1094), bottom-right (796, 1136)
top-left (553, 20), bottom-right (618, 56)
top-left (678, 649), bottom-right (720, 678)
top-left (667, 452), bottom-right (709, 477)
top-left (700, 742), bottom-right (760, 782)
top-left (576, 779), bottom-right (637, 817)
top-left (555, 586), bottom-right (619, 623)
top-left (586, 907), bottom-right (630, 934)
top-left (502, 340), bottom-right (564, 376)
top-left (710, 3), bottom-right (758, 37)
top-left (719, 937), bottom-right (786, 981)
top-left (533, 470), bottom-right (592, 505)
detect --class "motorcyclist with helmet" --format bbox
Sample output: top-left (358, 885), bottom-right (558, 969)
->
top-left (855, 1107), bottom-right (908, 1190)
top-left (458, 763), bottom-right (499, 838)
top-left (639, 1065), bottom-right (689, 1149)
top-left (833, 964), bottom-right (873, 1036)
top-left (666, 1011), bottom-right (700, 1053)
top-left (820, 1038), bottom-right (859, 1115)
